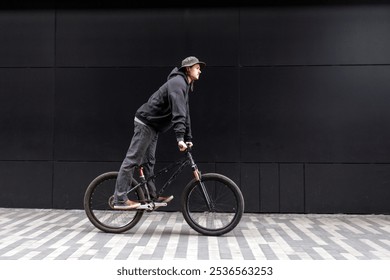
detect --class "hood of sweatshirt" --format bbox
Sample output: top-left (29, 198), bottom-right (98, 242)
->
top-left (168, 66), bottom-right (186, 79)
top-left (168, 67), bottom-right (193, 91)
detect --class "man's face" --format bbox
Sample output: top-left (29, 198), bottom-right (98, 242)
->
top-left (187, 64), bottom-right (202, 81)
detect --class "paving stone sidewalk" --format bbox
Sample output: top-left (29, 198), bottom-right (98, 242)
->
top-left (0, 208), bottom-right (389, 260)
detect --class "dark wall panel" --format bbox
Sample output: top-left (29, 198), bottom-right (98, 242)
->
top-left (0, 162), bottom-right (52, 208)
top-left (240, 163), bottom-right (260, 212)
top-left (280, 164), bottom-right (304, 213)
top-left (188, 67), bottom-right (240, 162)
top-left (240, 66), bottom-right (390, 163)
top-left (0, 69), bottom-right (54, 160)
top-left (240, 6), bottom-right (390, 66)
top-left (55, 67), bottom-right (240, 163)
top-left (181, 8), bottom-right (239, 66)
top-left (56, 9), bottom-right (186, 67)
top-left (306, 164), bottom-right (390, 214)
top-left (216, 163), bottom-right (240, 189)
top-left (56, 9), bottom-right (238, 67)
top-left (54, 68), bottom-right (168, 161)
top-left (53, 162), bottom-right (121, 209)
top-left (259, 163), bottom-right (279, 212)
top-left (0, 10), bottom-right (54, 67)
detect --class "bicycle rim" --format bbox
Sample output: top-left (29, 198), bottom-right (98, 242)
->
top-left (84, 172), bottom-right (144, 233)
top-left (182, 173), bottom-right (244, 236)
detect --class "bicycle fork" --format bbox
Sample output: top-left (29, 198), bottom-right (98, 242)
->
top-left (187, 152), bottom-right (215, 211)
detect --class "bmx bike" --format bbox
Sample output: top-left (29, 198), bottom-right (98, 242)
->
top-left (83, 148), bottom-right (244, 236)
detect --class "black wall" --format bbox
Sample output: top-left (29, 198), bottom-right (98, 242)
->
top-left (1, 3), bottom-right (390, 213)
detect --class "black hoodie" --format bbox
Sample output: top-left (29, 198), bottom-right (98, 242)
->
top-left (135, 67), bottom-right (192, 143)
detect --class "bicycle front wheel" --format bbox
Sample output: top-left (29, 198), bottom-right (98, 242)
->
top-left (181, 173), bottom-right (244, 236)
top-left (83, 171), bottom-right (145, 233)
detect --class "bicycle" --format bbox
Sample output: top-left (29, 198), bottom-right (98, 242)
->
top-left (83, 148), bottom-right (244, 236)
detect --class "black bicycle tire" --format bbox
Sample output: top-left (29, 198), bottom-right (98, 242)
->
top-left (83, 171), bottom-right (145, 233)
top-left (181, 173), bottom-right (244, 236)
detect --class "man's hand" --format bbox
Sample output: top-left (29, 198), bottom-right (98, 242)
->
top-left (186, 142), bottom-right (193, 148)
top-left (178, 141), bottom-right (193, 152)
top-left (178, 141), bottom-right (187, 152)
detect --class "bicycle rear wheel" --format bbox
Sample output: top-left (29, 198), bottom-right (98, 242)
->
top-left (181, 173), bottom-right (244, 236)
top-left (83, 171), bottom-right (144, 233)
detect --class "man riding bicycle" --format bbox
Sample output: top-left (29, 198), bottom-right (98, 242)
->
top-left (113, 56), bottom-right (206, 210)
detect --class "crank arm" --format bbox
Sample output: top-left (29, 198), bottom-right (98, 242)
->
top-left (137, 202), bottom-right (168, 210)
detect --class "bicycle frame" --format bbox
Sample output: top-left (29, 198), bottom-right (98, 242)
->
top-left (126, 149), bottom-right (202, 202)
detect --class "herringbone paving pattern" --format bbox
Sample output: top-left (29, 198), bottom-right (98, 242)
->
top-left (0, 208), bottom-right (389, 260)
